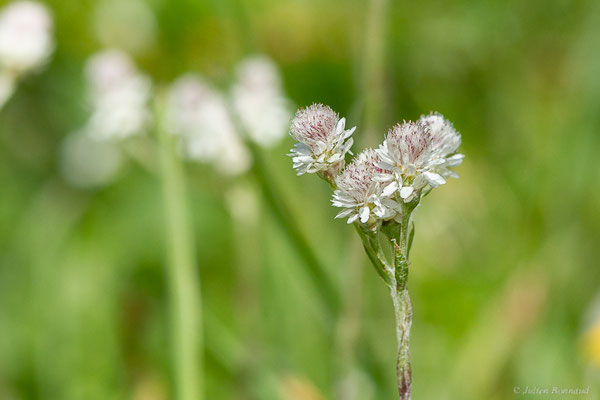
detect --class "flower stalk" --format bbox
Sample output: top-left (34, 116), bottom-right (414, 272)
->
top-left (388, 200), bottom-right (417, 399)
top-left (391, 285), bottom-right (413, 399)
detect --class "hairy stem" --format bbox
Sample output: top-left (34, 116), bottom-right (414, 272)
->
top-left (391, 201), bottom-right (417, 399)
top-left (391, 286), bottom-right (412, 400)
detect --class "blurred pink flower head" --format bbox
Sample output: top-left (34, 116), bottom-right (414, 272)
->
top-left (232, 55), bottom-right (291, 148)
top-left (0, 0), bottom-right (53, 74)
top-left (332, 148), bottom-right (399, 226)
top-left (84, 49), bottom-right (151, 140)
top-left (166, 74), bottom-right (251, 176)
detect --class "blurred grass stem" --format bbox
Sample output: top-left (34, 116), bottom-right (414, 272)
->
top-left (360, 0), bottom-right (389, 145)
top-left (156, 99), bottom-right (204, 400)
top-left (244, 138), bottom-right (341, 316)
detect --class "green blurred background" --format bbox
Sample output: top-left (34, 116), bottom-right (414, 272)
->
top-left (1, 0), bottom-right (600, 399)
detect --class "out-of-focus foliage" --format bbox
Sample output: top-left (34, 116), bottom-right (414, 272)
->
top-left (1, 0), bottom-right (599, 399)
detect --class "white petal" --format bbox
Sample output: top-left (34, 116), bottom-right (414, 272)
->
top-left (380, 197), bottom-right (399, 208)
top-left (336, 118), bottom-right (346, 134)
top-left (332, 199), bottom-right (355, 207)
top-left (382, 181), bottom-right (398, 197)
top-left (335, 208), bottom-right (354, 219)
top-left (314, 141), bottom-right (327, 154)
top-left (344, 126), bottom-right (356, 139)
top-left (423, 171), bottom-right (446, 187)
top-left (293, 143), bottom-right (311, 155)
top-left (328, 153), bottom-right (342, 162)
top-left (373, 206), bottom-right (386, 217)
top-left (446, 153), bottom-right (464, 167)
top-left (347, 214), bottom-right (359, 224)
top-left (341, 137), bottom-right (353, 153)
top-left (376, 150), bottom-right (395, 166)
top-left (412, 174), bottom-right (427, 190)
top-left (359, 206), bottom-right (370, 223)
top-left (373, 173), bottom-right (393, 182)
top-left (399, 186), bottom-right (414, 199)
top-left (379, 161), bottom-right (395, 171)
top-left (367, 194), bottom-right (379, 203)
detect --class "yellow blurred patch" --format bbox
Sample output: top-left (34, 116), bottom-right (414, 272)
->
top-left (581, 319), bottom-right (600, 367)
top-left (278, 374), bottom-right (326, 400)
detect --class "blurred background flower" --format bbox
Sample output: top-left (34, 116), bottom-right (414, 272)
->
top-left (85, 49), bottom-right (152, 141)
top-left (165, 74), bottom-right (250, 176)
top-left (0, 0), bottom-right (53, 107)
top-left (232, 55), bottom-right (292, 148)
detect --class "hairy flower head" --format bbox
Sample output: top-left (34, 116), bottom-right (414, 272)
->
top-left (332, 149), bottom-right (399, 226)
top-left (421, 112), bottom-right (461, 158)
top-left (376, 113), bottom-right (463, 202)
top-left (289, 103), bottom-right (355, 177)
top-left (420, 112), bottom-right (464, 177)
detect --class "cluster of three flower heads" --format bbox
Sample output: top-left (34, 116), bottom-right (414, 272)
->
top-left (288, 104), bottom-right (464, 229)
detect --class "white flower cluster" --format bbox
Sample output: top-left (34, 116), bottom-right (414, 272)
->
top-left (0, 0), bottom-right (53, 107)
top-left (289, 105), bottom-right (463, 227)
top-left (0, 1), bottom-right (53, 73)
top-left (85, 49), bottom-right (152, 140)
top-left (165, 55), bottom-right (292, 176)
top-left (289, 104), bottom-right (355, 177)
top-left (231, 56), bottom-right (291, 148)
top-left (165, 74), bottom-right (250, 176)
top-left (59, 49), bottom-right (150, 188)
top-left (376, 113), bottom-right (464, 203)
top-left (332, 149), bottom-right (399, 226)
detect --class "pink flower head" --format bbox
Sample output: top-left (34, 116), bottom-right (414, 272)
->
top-left (332, 149), bottom-right (399, 226)
top-left (376, 114), bottom-right (463, 202)
top-left (289, 103), bottom-right (355, 176)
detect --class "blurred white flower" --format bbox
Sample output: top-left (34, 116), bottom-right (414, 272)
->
top-left (60, 131), bottom-right (123, 188)
top-left (93, 0), bottom-right (156, 55)
top-left (375, 114), bottom-right (463, 202)
top-left (289, 103), bottom-right (355, 177)
top-left (0, 1), bottom-right (53, 74)
top-left (231, 55), bottom-right (291, 148)
top-left (332, 149), bottom-right (399, 226)
top-left (85, 49), bottom-right (151, 140)
top-left (0, 1), bottom-right (53, 109)
top-left (165, 74), bottom-right (250, 176)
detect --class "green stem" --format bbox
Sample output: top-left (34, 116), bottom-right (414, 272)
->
top-left (391, 286), bottom-right (412, 400)
top-left (391, 201), bottom-right (417, 399)
top-left (157, 103), bottom-right (203, 400)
